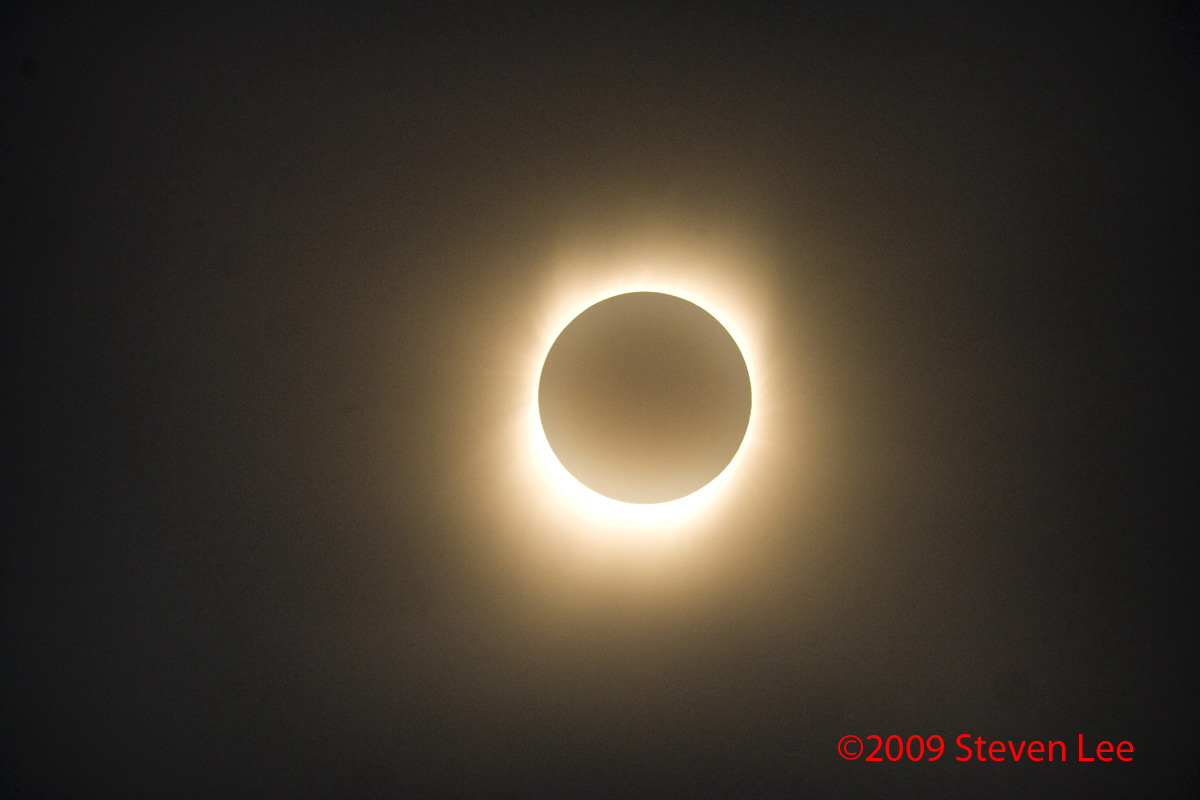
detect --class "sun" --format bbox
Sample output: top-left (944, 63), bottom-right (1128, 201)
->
top-left (519, 262), bottom-right (768, 535)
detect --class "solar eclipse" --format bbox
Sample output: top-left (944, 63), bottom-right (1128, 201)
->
top-left (515, 260), bottom-right (775, 534)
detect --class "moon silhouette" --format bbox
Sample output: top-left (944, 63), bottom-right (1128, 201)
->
top-left (537, 291), bottom-right (752, 504)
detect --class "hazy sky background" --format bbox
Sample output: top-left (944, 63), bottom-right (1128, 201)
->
top-left (4, 3), bottom-right (1195, 798)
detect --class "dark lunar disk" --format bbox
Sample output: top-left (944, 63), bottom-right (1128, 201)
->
top-left (538, 291), bottom-right (752, 503)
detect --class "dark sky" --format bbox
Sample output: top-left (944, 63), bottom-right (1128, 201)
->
top-left (3, 3), bottom-right (1196, 798)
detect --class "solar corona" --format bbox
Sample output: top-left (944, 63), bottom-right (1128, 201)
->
top-left (528, 280), bottom-right (760, 529)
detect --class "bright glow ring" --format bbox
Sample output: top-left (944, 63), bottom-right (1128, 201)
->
top-left (527, 278), bottom-right (760, 530)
